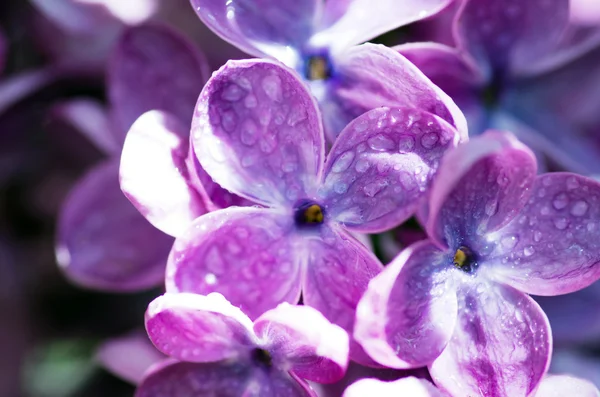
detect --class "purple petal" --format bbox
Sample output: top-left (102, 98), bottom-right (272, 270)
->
top-left (343, 377), bottom-right (444, 397)
top-left (427, 130), bottom-right (536, 249)
top-left (254, 303), bottom-right (349, 384)
top-left (0, 69), bottom-right (57, 115)
top-left (120, 110), bottom-right (207, 237)
top-left (57, 159), bottom-right (173, 291)
top-left (96, 333), bottom-right (165, 385)
top-left (536, 374), bottom-right (600, 397)
top-left (192, 0), bottom-right (318, 60)
top-left (535, 282), bottom-right (600, 344)
top-left (488, 173), bottom-right (600, 295)
top-left (166, 207), bottom-right (302, 320)
top-left (355, 240), bottom-right (457, 369)
top-left (192, 59), bottom-right (324, 207)
top-left (50, 99), bottom-right (120, 155)
top-left (429, 283), bottom-right (551, 397)
top-left (454, 0), bottom-right (570, 75)
top-left (302, 225), bottom-right (382, 365)
top-left (321, 107), bottom-right (460, 233)
top-left (109, 23), bottom-right (209, 141)
top-left (145, 293), bottom-right (255, 362)
top-left (136, 360), bottom-right (314, 397)
top-left (325, 43), bottom-right (467, 141)
top-left (312, 0), bottom-right (452, 52)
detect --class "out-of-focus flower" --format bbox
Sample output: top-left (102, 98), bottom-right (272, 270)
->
top-left (551, 349), bottom-right (600, 389)
top-left (343, 377), bottom-right (443, 397)
top-left (535, 374), bottom-right (600, 397)
top-left (136, 292), bottom-right (349, 396)
top-left (356, 131), bottom-right (600, 395)
top-left (570, 0), bottom-right (600, 26)
top-left (56, 23), bottom-right (208, 291)
top-left (148, 58), bottom-right (463, 364)
top-left (190, 0), bottom-right (466, 140)
top-left (397, 0), bottom-right (600, 173)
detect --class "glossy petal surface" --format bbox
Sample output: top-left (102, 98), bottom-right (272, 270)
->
top-left (57, 160), bottom-right (173, 291)
top-left (120, 111), bottom-right (206, 237)
top-left (109, 23), bottom-right (208, 142)
top-left (488, 173), bottom-right (600, 295)
top-left (454, 0), bottom-right (570, 75)
top-left (193, 59), bottom-right (324, 206)
top-left (430, 282), bottom-right (551, 397)
top-left (145, 293), bottom-right (254, 362)
top-left (166, 207), bottom-right (302, 319)
top-left (535, 375), bottom-right (600, 397)
top-left (254, 303), bottom-right (349, 384)
top-left (343, 377), bottom-right (444, 397)
top-left (427, 131), bottom-right (536, 249)
top-left (302, 225), bottom-right (382, 364)
top-left (312, 0), bottom-right (451, 52)
top-left (136, 360), bottom-right (313, 397)
top-left (321, 107), bottom-right (459, 233)
top-left (355, 240), bottom-right (457, 368)
top-left (327, 44), bottom-right (467, 141)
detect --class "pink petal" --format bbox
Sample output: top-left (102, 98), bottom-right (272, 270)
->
top-left (326, 43), bottom-right (468, 142)
top-left (56, 159), bottom-right (173, 291)
top-left (302, 225), bottom-right (382, 365)
top-left (312, 0), bottom-right (452, 53)
top-left (427, 130), bottom-right (536, 249)
top-left (488, 173), bottom-right (600, 295)
top-left (192, 59), bottom-right (324, 207)
top-left (321, 107), bottom-right (460, 233)
top-left (166, 207), bottom-right (302, 320)
top-left (120, 110), bottom-right (207, 237)
top-left (355, 240), bottom-right (457, 369)
top-left (96, 332), bottom-right (165, 385)
top-left (535, 374), bottom-right (600, 397)
top-left (343, 377), bottom-right (444, 397)
top-left (136, 360), bottom-right (314, 396)
top-left (109, 23), bottom-right (209, 141)
top-left (145, 293), bottom-right (255, 362)
top-left (430, 282), bottom-right (551, 397)
top-left (454, 0), bottom-right (570, 75)
top-left (254, 303), bottom-right (349, 384)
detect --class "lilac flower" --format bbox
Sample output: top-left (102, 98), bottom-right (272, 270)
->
top-left (56, 23), bottom-right (210, 291)
top-left (343, 377), bottom-right (443, 397)
top-left (148, 58), bottom-right (463, 364)
top-left (136, 292), bottom-right (349, 396)
top-left (342, 375), bottom-right (600, 397)
top-left (191, 0), bottom-right (467, 140)
top-left (396, 0), bottom-right (600, 173)
top-left (355, 131), bottom-right (600, 395)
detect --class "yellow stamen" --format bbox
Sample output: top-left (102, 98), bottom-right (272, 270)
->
top-left (304, 204), bottom-right (324, 224)
top-left (308, 57), bottom-right (328, 81)
top-left (453, 248), bottom-right (468, 269)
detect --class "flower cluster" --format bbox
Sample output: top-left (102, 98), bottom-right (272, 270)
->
top-left (5, 0), bottom-right (600, 396)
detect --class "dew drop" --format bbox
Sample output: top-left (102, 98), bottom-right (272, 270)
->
top-left (566, 176), bottom-right (580, 190)
top-left (533, 231), bottom-right (542, 242)
top-left (501, 235), bottom-right (518, 249)
top-left (240, 120), bottom-right (258, 145)
top-left (420, 132), bottom-right (439, 149)
top-left (363, 180), bottom-right (388, 197)
top-left (244, 94), bottom-right (258, 108)
top-left (554, 217), bottom-right (568, 230)
top-left (523, 246), bottom-right (535, 257)
top-left (485, 200), bottom-right (498, 216)
top-left (331, 151), bottom-right (355, 173)
top-left (540, 206), bottom-right (550, 215)
top-left (587, 222), bottom-right (596, 232)
top-left (333, 181), bottom-right (348, 194)
top-left (287, 104), bottom-right (307, 126)
top-left (398, 172), bottom-right (416, 190)
top-left (367, 134), bottom-right (395, 151)
top-left (398, 135), bottom-right (415, 153)
top-left (262, 75), bottom-right (282, 101)
top-left (221, 83), bottom-right (244, 101)
top-left (354, 158), bottom-right (370, 173)
top-left (570, 200), bottom-right (588, 217)
top-left (552, 193), bottom-right (569, 210)
top-left (204, 273), bottom-right (217, 285)
top-left (221, 110), bottom-right (237, 133)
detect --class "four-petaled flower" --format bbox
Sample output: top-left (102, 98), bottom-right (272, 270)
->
top-left (356, 131), bottom-right (600, 396)
top-left (136, 292), bottom-right (349, 396)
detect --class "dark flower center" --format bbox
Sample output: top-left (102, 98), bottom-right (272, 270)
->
top-left (294, 200), bottom-right (325, 228)
top-left (305, 55), bottom-right (331, 81)
top-left (251, 348), bottom-right (273, 368)
top-left (453, 246), bottom-right (477, 273)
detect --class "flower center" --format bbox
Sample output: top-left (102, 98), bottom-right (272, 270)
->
top-left (251, 348), bottom-right (273, 368)
top-left (305, 55), bottom-right (331, 81)
top-left (294, 200), bottom-right (325, 228)
top-left (453, 246), bottom-right (477, 273)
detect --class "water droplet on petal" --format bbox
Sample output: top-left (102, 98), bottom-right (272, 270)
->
top-left (540, 206), bottom-right (550, 215)
top-left (552, 193), bottom-right (569, 210)
top-left (262, 74), bottom-right (282, 101)
top-left (566, 176), bottom-right (580, 190)
top-left (501, 235), bottom-right (518, 249)
top-left (333, 181), bottom-right (348, 194)
top-left (533, 231), bottom-right (542, 242)
top-left (523, 246), bottom-right (535, 257)
top-left (240, 120), bottom-right (258, 145)
top-left (244, 94), bottom-right (258, 108)
top-left (398, 135), bottom-right (415, 153)
top-left (420, 132), bottom-right (439, 149)
top-left (554, 217), bottom-right (568, 230)
top-left (570, 200), bottom-right (589, 217)
top-left (354, 158), bottom-right (370, 173)
top-left (221, 83), bottom-right (244, 101)
top-left (367, 134), bottom-right (395, 151)
top-left (363, 180), bottom-right (388, 197)
top-left (485, 200), bottom-right (498, 216)
top-left (331, 151), bottom-right (355, 173)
